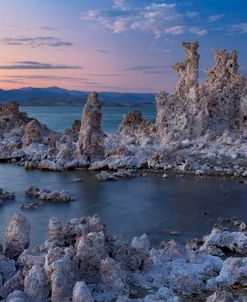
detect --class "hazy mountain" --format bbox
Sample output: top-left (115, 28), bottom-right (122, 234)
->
top-left (0, 87), bottom-right (156, 107)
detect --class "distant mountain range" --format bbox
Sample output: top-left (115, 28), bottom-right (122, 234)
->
top-left (0, 87), bottom-right (156, 107)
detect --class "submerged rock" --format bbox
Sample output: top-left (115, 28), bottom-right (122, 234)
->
top-left (0, 188), bottom-right (15, 204)
top-left (25, 186), bottom-right (73, 203)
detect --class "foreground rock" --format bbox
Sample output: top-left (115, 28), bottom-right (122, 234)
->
top-left (0, 214), bottom-right (247, 301)
top-left (25, 186), bottom-right (73, 202)
top-left (4, 213), bottom-right (30, 259)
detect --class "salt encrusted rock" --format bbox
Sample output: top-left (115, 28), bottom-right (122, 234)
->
top-left (6, 290), bottom-right (30, 302)
top-left (0, 255), bottom-right (16, 282)
top-left (96, 169), bottom-right (136, 181)
top-left (78, 92), bottom-right (105, 160)
top-left (2, 215), bottom-right (247, 301)
top-left (24, 265), bottom-right (50, 302)
top-left (72, 281), bottom-right (94, 302)
top-left (130, 234), bottom-right (151, 271)
top-left (206, 290), bottom-right (234, 302)
top-left (48, 217), bottom-right (65, 242)
top-left (64, 120), bottom-right (81, 142)
top-left (135, 287), bottom-right (181, 302)
top-left (44, 247), bottom-right (65, 277)
top-left (4, 213), bottom-right (30, 259)
top-left (50, 247), bottom-right (77, 302)
top-left (207, 257), bottom-right (247, 289)
top-left (96, 171), bottom-right (116, 181)
top-left (200, 227), bottom-right (247, 256)
top-left (25, 186), bottom-right (72, 203)
top-left (100, 257), bottom-right (126, 295)
top-left (1, 271), bottom-right (24, 299)
top-left (75, 231), bottom-right (108, 282)
top-left (117, 110), bottom-right (156, 144)
top-left (156, 41), bottom-right (247, 141)
top-left (173, 41), bottom-right (199, 101)
top-left (22, 119), bottom-right (50, 146)
top-left (18, 250), bottom-right (45, 272)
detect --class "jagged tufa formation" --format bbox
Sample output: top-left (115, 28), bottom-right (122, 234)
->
top-left (78, 92), bottom-right (105, 160)
top-left (157, 41), bottom-right (247, 138)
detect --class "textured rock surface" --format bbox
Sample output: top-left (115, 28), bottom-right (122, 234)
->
top-left (72, 281), bottom-right (94, 302)
top-left (78, 92), bottom-right (105, 160)
top-left (24, 265), bottom-right (49, 302)
top-left (173, 41), bottom-right (199, 101)
top-left (4, 214), bottom-right (30, 259)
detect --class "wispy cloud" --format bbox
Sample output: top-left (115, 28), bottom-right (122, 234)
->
top-left (6, 75), bottom-right (85, 81)
top-left (164, 25), bottom-right (207, 36)
top-left (123, 64), bottom-right (170, 74)
top-left (87, 73), bottom-right (124, 77)
top-left (0, 36), bottom-right (73, 48)
top-left (227, 23), bottom-right (247, 34)
top-left (39, 26), bottom-right (58, 31)
top-left (81, 1), bottom-right (207, 38)
top-left (208, 14), bottom-right (225, 23)
top-left (0, 61), bottom-right (82, 70)
top-left (96, 48), bottom-right (109, 54)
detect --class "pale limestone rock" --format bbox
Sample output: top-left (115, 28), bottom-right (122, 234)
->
top-left (72, 281), bottom-right (94, 302)
top-left (4, 214), bottom-right (30, 259)
top-left (78, 92), bottom-right (105, 160)
top-left (24, 265), bottom-right (50, 302)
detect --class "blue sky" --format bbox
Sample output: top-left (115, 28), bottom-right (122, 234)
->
top-left (0, 0), bottom-right (246, 92)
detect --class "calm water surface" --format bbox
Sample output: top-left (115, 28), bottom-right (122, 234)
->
top-left (0, 106), bottom-right (246, 246)
top-left (0, 164), bottom-right (246, 246)
top-left (20, 106), bottom-right (157, 133)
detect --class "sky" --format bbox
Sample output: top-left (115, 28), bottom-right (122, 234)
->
top-left (0, 0), bottom-right (246, 93)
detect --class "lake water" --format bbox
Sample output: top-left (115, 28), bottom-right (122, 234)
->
top-left (20, 106), bottom-right (157, 133)
top-left (0, 106), bottom-right (246, 246)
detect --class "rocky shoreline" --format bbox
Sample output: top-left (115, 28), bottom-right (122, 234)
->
top-left (0, 41), bottom-right (246, 179)
top-left (0, 213), bottom-right (246, 301)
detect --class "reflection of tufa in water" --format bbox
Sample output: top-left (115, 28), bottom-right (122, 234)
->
top-left (0, 41), bottom-right (246, 177)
